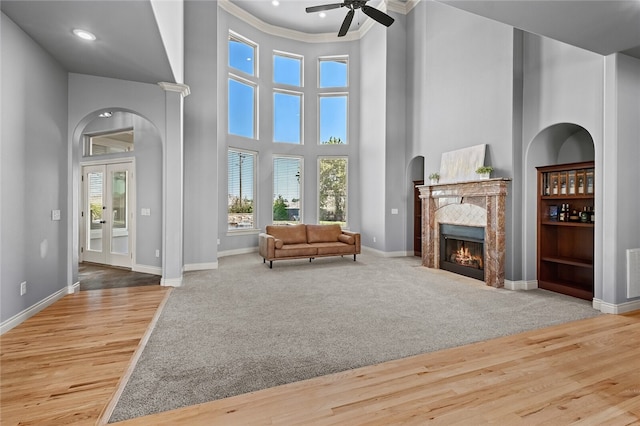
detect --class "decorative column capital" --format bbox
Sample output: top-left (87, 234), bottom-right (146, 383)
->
top-left (158, 82), bottom-right (191, 97)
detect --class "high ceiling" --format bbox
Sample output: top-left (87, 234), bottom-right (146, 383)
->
top-left (2, 0), bottom-right (639, 85)
top-left (227, 0), bottom-right (389, 35)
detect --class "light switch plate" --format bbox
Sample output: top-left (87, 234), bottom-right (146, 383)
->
top-left (51, 210), bottom-right (61, 221)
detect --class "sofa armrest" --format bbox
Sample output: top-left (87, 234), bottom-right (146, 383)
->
top-left (341, 230), bottom-right (361, 254)
top-left (258, 233), bottom-right (276, 260)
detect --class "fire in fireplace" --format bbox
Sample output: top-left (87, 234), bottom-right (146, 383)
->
top-left (440, 224), bottom-right (485, 281)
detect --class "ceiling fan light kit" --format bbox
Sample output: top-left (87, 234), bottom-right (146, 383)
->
top-left (306, 0), bottom-right (395, 37)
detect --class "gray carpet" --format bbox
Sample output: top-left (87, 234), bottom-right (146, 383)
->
top-left (109, 253), bottom-right (601, 422)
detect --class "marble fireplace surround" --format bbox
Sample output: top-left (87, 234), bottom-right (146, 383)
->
top-left (419, 178), bottom-right (510, 287)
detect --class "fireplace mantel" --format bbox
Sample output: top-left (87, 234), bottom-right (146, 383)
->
top-left (418, 178), bottom-right (510, 287)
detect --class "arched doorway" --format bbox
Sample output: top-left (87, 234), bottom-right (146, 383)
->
top-left (72, 109), bottom-right (163, 286)
top-left (407, 156), bottom-right (425, 256)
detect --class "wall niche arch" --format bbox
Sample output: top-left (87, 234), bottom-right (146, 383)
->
top-left (523, 123), bottom-right (595, 284)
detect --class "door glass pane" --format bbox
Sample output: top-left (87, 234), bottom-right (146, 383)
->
top-left (88, 172), bottom-right (103, 252)
top-left (111, 170), bottom-right (129, 255)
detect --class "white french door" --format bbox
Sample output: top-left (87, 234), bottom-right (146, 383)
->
top-left (81, 162), bottom-right (135, 268)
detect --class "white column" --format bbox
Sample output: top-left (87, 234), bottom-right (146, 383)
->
top-left (158, 82), bottom-right (190, 286)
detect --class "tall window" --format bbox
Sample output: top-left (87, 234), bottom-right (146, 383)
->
top-left (318, 157), bottom-right (347, 226)
top-left (274, 91), bottom-right (302, 144)
top-left (273, 156), bottom-right (302, 224)
top-left (274, 52), bottom-right (302, 87)
top-left (319, 94), bottom-right (347, 144)
top-left (319, 56), bottom-right (348, 88)
top-left (228, 32), bottom-right (258, 139)
top-left (228, 149), bottom-right (257, 230)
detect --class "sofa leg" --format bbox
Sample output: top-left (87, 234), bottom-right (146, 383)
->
top-left (353, 254), bottom-right (357, 261)
top-left (270, 260), bottom-right (273, 269)
top-left (309, 258), bottom-right (312, 263)
top-left (263, 258), bottom-right (265, 263)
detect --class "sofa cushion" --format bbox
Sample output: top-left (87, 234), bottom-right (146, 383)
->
top-left (306, 224), bottom-right (342, 243)
top-left (314, 242), bottom-right (356, 255)
top-left (266, 224), bottom-right (307, 244)
top-left (338, 234), bottom-right (354, 245)
top-left (275, 244), bottom-right (317, 258)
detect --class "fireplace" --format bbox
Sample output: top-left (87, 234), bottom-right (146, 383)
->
top-left (419, 178), bottom-right (510, 287)
top-left (439, 224), bottom-right (484, 281)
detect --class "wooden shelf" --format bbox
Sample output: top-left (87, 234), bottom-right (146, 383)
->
top-left (541, 221), bottom-right (594, 228)
top-left (537, 161), bottom-right (594, 301)
top-left (540, 256), bottom-right (593, 269)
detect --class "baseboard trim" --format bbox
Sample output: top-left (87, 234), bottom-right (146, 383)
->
top-left (362, 246), bottom-right (413, 258)
top-left (132, 264), bottom-right (162, 276)
top-left (592, 298), bottom-right (640, 314)
top-left (218, 247), bottom-right (258, 258)
top-left (160, 276), bottom-right (183, 287)
top-left (1, 286), bottom-right (70, 335)
top-left (504, 279), bottom-right (538, 291)
top-left (183, 262), bottom-right (219, 271)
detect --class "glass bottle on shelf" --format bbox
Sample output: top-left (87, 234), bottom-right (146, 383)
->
top-left (586, 169), bottom-right (594, 194)
top-left (568, 170), bottom-right (576, 195)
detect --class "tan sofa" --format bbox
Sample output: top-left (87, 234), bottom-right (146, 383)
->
top-left (258, 224), bottom-right (361, 268)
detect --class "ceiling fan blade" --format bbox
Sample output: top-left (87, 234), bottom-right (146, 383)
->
top-left (338, 8), bottom-right (355, 37)
top-left (361, 4), bottom-right (394, 27)
top-left (306, 3), bottom-right (343, 13)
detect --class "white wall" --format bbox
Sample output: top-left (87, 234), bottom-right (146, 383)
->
top-left (1, 13), bottom-right (69, 324)
top-left (611, 53), bottom-right (640, 304)
top-left (151, 0), bottom-right (184, 84)
top-left (183, 0), bottom-right (219, 268)
top-left (359, 23), bottom-right (387, 251)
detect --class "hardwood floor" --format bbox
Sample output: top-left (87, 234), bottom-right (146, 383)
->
top-left (79, 263), bottom-right (160, 291)
top-left (2, 287), bottom-right (639, 425)
top-left (0, 286), bottom-right (170, 426)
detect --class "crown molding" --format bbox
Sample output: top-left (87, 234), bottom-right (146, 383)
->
top-left (218, 0), bottom-right (399, 43)
top-left (157, 82), bottom-right (191, 97)
top-left (387, 0), bottom-right (420, 15)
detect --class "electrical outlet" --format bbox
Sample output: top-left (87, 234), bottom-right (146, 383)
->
top-left (20, 281), bottom-right (27, 296)
top-left (155, 249), bottom-right (160, 258)
top-left (373, 237), bottom-right (376, 243)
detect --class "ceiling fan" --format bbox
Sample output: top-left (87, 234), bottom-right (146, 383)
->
top-left (306, 0), bottom-right (395, 37)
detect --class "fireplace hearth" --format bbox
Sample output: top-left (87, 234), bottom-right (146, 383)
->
top-left (440, 224), bottom-right (484, 281)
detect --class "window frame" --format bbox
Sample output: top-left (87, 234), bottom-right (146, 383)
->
top-left (272, 155), bottom-right (303, 225)
top-left (227, 148), bottom-right (258, 232)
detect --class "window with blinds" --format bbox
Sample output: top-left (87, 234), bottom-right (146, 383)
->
top-left (228, 149), bottom-right (256, 230)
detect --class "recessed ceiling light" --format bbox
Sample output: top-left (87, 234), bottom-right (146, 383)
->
top-left (73, 28), bottom-right (96, 41)
top-left (319, 12), bottom-right (327, 18)
top-left (98, 111), bottom-right (113, 118)
top-left (272, 0), bottom-right (279, 5)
